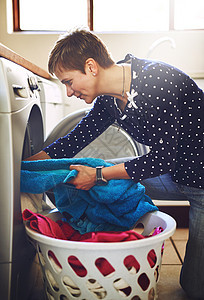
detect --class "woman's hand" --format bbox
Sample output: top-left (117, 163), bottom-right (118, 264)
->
top-left (68, 163), bottom-right (130, 190)
top-left (69, 165), bottom-right (96, 190)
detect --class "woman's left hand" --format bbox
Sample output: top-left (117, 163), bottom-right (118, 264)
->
top-left (69, 165), bottom-right (96, 190)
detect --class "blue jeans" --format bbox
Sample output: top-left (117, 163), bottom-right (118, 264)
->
top-left (141, 175), bottom-right (204, 299)
top-left (141, 174), bottom-right (188, 200)
top-left (108, 159), bottom-right (204, 299)
top-left (176, 184), bottom-right (204, 299)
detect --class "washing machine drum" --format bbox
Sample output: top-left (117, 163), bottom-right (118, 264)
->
top-left (22, 105), bottom-right (44, 160)
top-left (76, 124), bottom-right (138, 160)
top-left (44, 108), bottom-right (147, 160)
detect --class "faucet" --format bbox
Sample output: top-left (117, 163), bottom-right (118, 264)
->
top-left (146, 37), bottom-right (176, 58)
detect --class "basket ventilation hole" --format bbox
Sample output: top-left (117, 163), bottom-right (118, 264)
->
top-left (113, 278), bottom-right (132, 297)
top-left (95, 257), bottom-right (115, 277)
top-left (86, 278), bottom-right (107, 299)
top-left (148, 287), bottom-right (156, 300)
top-left (48, 250), bottom-right (62, 273)
top-left (68, 255), bottom-right (87, 277)
top-left (37, 245), bottom-right (46, 266)
top-left (138, 273), bottom-right (150, 291)
top-left (63, 276), bottom-right (81, 297)
top-left (131, 297), bottom-right (141, 300)
top-left (147, 249), bottom-right (157, 268)
top-left (124, 255), bottom-right (140, 274)
top-left (60, 295), bottom-right (69, 300)
top-left (46, 287), bottom-right (55, 300)
top-left (154, 266), bottom-right (160, 282)
top-left (45, 269), bottom-right (59, 292)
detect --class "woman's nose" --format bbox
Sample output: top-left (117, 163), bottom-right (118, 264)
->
top-left (66, 85), bottom-right (74, 97)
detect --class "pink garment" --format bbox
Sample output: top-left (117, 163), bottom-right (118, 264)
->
top-left (22, 209), bottom-right (67, 239)
top-left (23, 209), bottom-right (156, 242)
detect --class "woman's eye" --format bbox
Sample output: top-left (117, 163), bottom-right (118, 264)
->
top-left (66, 80), bottom-right (72, 86)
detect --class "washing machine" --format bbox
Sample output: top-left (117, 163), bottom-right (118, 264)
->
top-left (0, 57), bottom-right (44, 300)
top-left (37, 76), bottom-right (65, 138)
top-left (0, 56), bottom-right (148, 300)
top-left (43, 108), bottom-right (148, 160)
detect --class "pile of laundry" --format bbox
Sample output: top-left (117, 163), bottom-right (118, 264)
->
top-left (23, 209), bottom-right (163, 243)
top-left (21, 158), bottom-right (162, 298)
top-left (21, 157), bottom-right (158, 234)
top-left (23, 209), bottom-right (163, 297)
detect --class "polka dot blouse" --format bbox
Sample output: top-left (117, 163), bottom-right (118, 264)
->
top-left (44, 54), bottom-right (204, 189)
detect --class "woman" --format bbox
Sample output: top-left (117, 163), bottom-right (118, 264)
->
top-left (29, 28), bottom-right (203, 299)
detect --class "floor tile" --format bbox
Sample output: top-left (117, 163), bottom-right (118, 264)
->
top-left (172, 228), bottom-right (189, 240)
top-left (161, 239), bottom-right (181, 265)
top-left (157, 265), bottom-right (191, 300)
top-left (173, 240), bottom-right (187, 263)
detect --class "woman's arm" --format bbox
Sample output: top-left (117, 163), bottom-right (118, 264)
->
top-left (43, 96), bottom-right (115, 159)
top-left (102, 163), bottom-right (130, 180)
top-left (69, 163), bottom-right (130, 190)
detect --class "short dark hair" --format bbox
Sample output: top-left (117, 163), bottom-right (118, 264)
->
top-left (48, 28), bottom-right (115, 75)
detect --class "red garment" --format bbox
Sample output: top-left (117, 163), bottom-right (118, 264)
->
top-left (57, 219), bottom-right (148, 242)
top-left (22, 209), bottom-right (149, 242)
top-left (22, 209), bottom-right (67, 240)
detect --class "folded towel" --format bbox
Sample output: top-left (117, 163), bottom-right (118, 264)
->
top-left (21, 158), bottom-right (158, 233)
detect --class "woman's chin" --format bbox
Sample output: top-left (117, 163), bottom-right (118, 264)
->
top-left (84, 97), bottom-right (95, 104)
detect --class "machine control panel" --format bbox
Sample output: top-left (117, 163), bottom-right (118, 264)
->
top-left (0, 58), bottom-right (41, 112)
top-left (28, 76), bottom-right (40, 92)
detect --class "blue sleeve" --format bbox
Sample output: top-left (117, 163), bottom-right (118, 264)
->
top-left (43, 96), bottom-right (115, 158)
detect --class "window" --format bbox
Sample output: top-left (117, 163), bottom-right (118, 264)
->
top-left (13, 0), bottom-right (204, 32)
top-left (174, 0), bottom-right (204, 30)
top-left (94, 0), bottom-right (169, 31)
top-left (16, 0), bottom-right (88, 31)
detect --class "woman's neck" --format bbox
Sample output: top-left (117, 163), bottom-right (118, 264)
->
top-left (97, 63), bottom-right (131, 104)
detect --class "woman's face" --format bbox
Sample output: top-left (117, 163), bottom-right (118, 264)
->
top-left (55, 66), bottom-right (98, 104)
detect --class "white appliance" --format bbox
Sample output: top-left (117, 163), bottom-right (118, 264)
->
top-left (43, 108), bottom-right (147, 160)
top-left (0, 58), bottom-right (44, 300)
top-left (0, 56), bottom-right (145, 300)
top-left (37, 76), bottom-right (65, 137)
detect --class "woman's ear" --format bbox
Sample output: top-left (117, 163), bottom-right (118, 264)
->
top-left (85, 58), bottom-right (98, 76)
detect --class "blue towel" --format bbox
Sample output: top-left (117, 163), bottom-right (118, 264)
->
top-left (21, 158), bottom-right (158, 234)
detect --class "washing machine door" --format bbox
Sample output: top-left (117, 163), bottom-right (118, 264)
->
top-left (11, 105), bottom-right (44, 300)
top-left (0, 57), bottom-right (45, 300)
top-left (44, 108), bottom-right (148, 160)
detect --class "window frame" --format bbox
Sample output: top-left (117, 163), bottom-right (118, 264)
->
top-left (13, 0), bottom-right (94, 31)
top-left (13, 0), bottom-right (20, 31)
top-left (12, 0), bottom-right (203, 32)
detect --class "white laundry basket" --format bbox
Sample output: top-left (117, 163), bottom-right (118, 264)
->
top-left (25, 210), bottom-right (176, 300)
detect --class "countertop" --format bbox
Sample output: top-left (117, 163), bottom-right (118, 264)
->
top-left (0, 43), bottom-right (51, 79)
